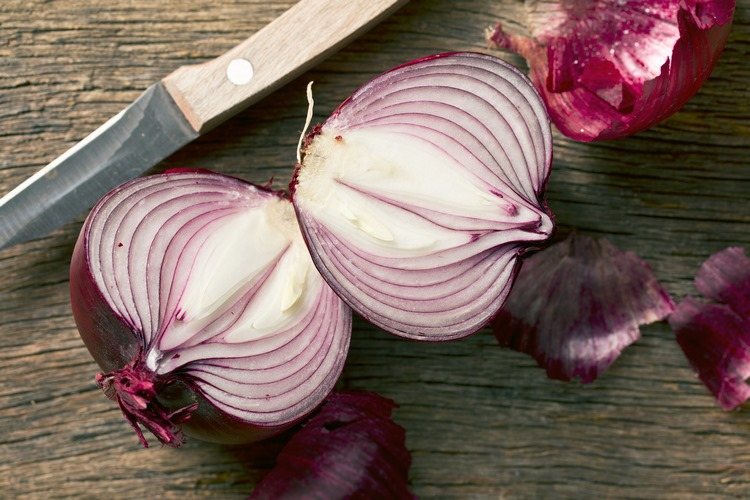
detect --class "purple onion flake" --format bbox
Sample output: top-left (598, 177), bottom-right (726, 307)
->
top-left (492, 234), bottom-right (675, 383)
top-left (669, 247), bottom-right (750, 410)
top-left (250, 391), bottom-right (412, 499)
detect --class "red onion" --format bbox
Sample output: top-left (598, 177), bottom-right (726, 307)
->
top-left (70, 170), bottom-right (351, 446)
top-left (669, 247), bottom-right (750, 410)
top-left (291, 52), bottom-right (554, 340)
top-left (488, 0), bottom-right (736, 141)
top-left (493, 234), bottom-right (675, 382)
top-left (250, 391), bottom-right (412, 499)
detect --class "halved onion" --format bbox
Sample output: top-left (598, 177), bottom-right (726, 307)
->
top-left (250, 391), bottom-right (412, 499)
top-left (291, 52), bottom-right (554, 340)
top-left (670, 247), bottom-right (750, 410)
top-left (70, 170), bottom-right (351, 446)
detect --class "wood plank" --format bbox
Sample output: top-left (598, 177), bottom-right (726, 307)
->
top-left (1, 0), bottom-right (749, 497)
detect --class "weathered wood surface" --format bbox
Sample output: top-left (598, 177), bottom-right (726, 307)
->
top-left (1, 0), bottom-right (749, 497)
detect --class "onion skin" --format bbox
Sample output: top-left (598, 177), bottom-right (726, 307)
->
top-left (489, 0), bottom-right (736, 141)
top-left (492, 234), bottom-right (675, 382)
top-left (669, 247), bottom-right (750, 410)
top-left (70, 170), bottom-right (351, 446)
top-left (250, 391), bottom-right (412, 499)
top-left (71, 230), bottom-right (139, 374)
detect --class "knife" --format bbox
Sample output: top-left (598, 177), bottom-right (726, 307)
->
top-left (0, 0), bottom-right (407, 250)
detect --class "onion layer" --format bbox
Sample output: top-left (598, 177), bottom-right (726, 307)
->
top-left (669, 247), bottom-right (750, 410)
top-left (70, 170), bottom-right (351, 446)
top-left (250, 391), bottom-right (412, 499)
top-left (291, 52), bottom-right (553, 340)
top-left (489, 0), bottom-right (735, 141)
top-left (493, 234), bottom-right (675, 382)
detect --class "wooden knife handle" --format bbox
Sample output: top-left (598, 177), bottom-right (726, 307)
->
top-left (162, 0), bottom-right (407, 133)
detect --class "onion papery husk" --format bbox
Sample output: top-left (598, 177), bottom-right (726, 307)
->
top-left (669, 247), bottom-right (750, 410)
top-left (492, 234), bottom-right (675, 382)
top-left (488, 0), bottom-right (736, 141)
top-left (250, 391), bottom-right (412, 499)
top-left (70, 170), bottom-right (351, 446)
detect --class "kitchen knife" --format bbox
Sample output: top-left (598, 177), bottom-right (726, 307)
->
top-left (0, 0), bottom-right (407, 250)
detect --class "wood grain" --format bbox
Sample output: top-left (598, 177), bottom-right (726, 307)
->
top-left (1, 0), bottom-right (749, 497)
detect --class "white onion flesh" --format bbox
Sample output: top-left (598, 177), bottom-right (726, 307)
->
top-left (292, 52), bottom-right (554, 340)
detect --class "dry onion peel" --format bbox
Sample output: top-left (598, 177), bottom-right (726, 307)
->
top-left (488, 0), bottom-right (736, 141)
top-left (669, 247), bottom-right (750, 410)
top-left (493, 234), bottom-right (675, 382)
top-left (250, 391), bottom-right (412, 499)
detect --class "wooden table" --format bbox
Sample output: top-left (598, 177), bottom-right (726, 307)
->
top-left (1, 1), bottom-right (749, 497)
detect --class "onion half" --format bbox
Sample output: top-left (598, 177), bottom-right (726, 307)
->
top-left (489, 0), bottom-right (736, 141)
top-left (70, 170), bottom-right (351, 446)
top-left (291, 52), bottom-right (554, 340)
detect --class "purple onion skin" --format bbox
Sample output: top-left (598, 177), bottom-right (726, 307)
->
top-left (489, 1), bottom-right (736, 141)
top-left (492, 234), bottom-right (675, 383)
top-left (669, 247), bottom-right (750, 410)
top-left (250, 392), bottom-right (413, 499)
top-left (70, 212), bottom-right (297, 445)
top-left (70, 228), bottom-right (139, 374)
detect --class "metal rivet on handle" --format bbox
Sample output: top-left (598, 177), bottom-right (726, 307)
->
top-left (226, 58), bottom-right (254, 85)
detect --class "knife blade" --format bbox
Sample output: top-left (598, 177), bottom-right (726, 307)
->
top-left (0, 0), bottom-right (407, 250)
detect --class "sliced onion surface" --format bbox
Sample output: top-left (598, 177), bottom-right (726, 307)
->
top-left (70, 170), bottom-right (351, 446)
top-left (291, 52), bottom-right (554, 340)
